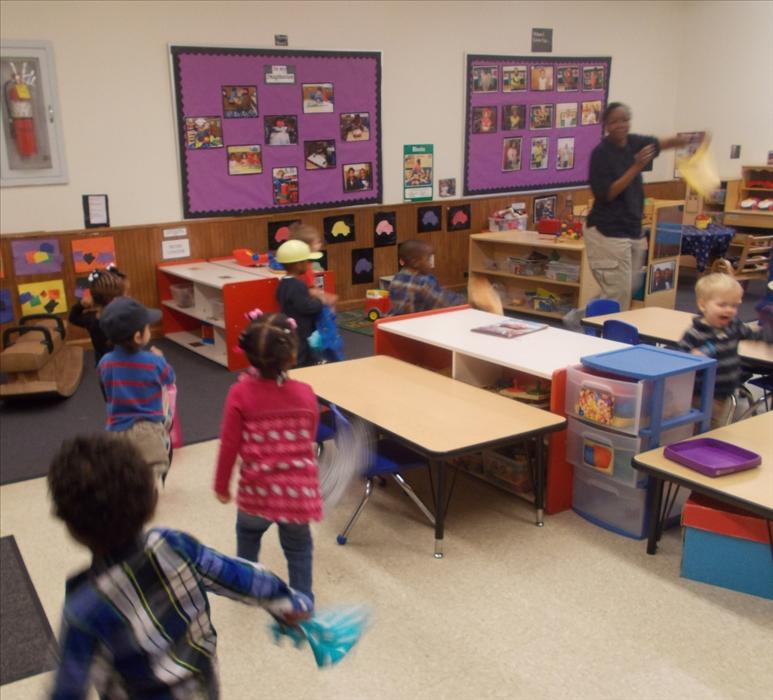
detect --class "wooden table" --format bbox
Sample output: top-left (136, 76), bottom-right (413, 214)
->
top-left (290, 355), bottom-right (566, 557)
top-left (580, 307), bottom-right (772, 368)
top-left (633, 412), bottom-right (773, 554)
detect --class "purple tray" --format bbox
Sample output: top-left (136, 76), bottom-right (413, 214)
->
top-left (664, 438), bottom-right (761, 478)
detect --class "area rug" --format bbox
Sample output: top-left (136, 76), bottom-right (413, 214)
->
top-left (336, 309), bottom-right (375, 337)
top-left (0, 536), bottom-right (59, 685)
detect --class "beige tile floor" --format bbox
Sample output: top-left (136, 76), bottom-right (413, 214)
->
top-left (2, 439), bottom-right (772, 700)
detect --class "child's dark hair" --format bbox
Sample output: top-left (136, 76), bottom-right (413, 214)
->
top-left (398, 239), bottom-right (431, 267)
top-left (602, 102), bottom-right (629, 125)
top-left (88, 266), bottom-right (128, 307)
top-left (238, 312), bottom-right (299, 379)
top-left (48, 434), bottom-right (157, 554)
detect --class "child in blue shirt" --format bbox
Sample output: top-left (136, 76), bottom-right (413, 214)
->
top-left (48, 434), bottom-right (311, 699)
top-left (389, 239), bottom-right (465, 316)
top-left (98, 297), bottom-right (176, 480)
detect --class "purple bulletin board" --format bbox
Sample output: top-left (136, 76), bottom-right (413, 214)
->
top-left (171, 46), bottom-right (382, 218)
top-left (463, 54), bottom-right (611, 196)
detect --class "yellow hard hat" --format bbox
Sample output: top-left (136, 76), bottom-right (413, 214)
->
top-left (275, 239), bottom-right (323, 264)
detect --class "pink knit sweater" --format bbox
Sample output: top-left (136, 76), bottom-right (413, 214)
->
top-left (214, 371), bottom-right (322, 523)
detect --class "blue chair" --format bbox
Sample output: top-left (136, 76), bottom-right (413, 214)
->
top-left (584, 299), bottom-right (621, 335)
top-left (325, 405), bottom-right (435, 546)
top-left (602, 319), bottom-right (640, 345)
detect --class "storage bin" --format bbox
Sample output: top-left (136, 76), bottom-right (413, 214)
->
top-left (545, 260), bottom-right (580, 282)
top-left (505, 256), bottom-right (546, 276)
top-left (209, 298), bottom-right (225, 320)
top-left (566, 418), bottom-right (694, 487)
top-left (170, 283), bottom-right (194, 308)
top-left (565, 364), bottom-right (695, 436)
top-left (572, 464), bottom-right (689, 539)
top-left (482, 449), bottom-right (533, 496)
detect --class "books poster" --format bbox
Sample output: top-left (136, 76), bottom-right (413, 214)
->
top-left (403, 144), bottom-right (433, 201)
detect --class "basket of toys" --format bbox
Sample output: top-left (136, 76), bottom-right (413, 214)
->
top-left (488, 207), bottom-right (528, 232)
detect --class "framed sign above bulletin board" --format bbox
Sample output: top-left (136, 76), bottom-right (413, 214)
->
top-left (463, 54), bottom-right (611, 196)
top-left (170, 46), bottom-right (382, 218)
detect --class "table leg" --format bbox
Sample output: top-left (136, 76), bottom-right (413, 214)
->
top-left (646, 477), bottom-right (664, 555)
top-left (535, 434), bottom-right (545, 527)
top-left (433, 458), bottom-right (445, 559)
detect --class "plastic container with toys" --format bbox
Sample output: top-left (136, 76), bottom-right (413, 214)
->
top-left (170, 283), bottom-right (194, 308)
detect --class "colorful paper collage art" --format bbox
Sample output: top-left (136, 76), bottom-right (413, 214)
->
top-left (71, 236), bottom-right (117, 273)
top-left (17, 279), bottom-right (68, 315)
top-left (351, 248), bottom-right (374, 285)
top-left (74, 276), bottom-right (92, 302)
top-left (11, 239), bottom-right (64, 276)
top-left (0, 288), bottom-right (13, 324)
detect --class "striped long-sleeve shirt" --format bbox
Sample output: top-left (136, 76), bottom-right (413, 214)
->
top-left (678, 317), bottom-right (761, 397)
top-left (52, 528), bottom-right (312, 699)
top-left (98, 347), bottom-right (176, 431)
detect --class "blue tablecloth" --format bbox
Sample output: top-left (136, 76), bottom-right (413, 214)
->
top-left (681, 224), bottom-right (735, 272)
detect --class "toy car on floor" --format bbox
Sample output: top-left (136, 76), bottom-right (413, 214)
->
top-left (364, 289), bottom-right (390, 321)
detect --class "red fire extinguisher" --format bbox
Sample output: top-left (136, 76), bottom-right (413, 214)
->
top-left (4, 63), bottom-right (37, 158)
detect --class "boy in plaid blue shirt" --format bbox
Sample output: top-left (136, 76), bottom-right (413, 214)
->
top-left (48, 434), bottom-right (312, 699)
top-left (389, 240), bottom-right (465, 316)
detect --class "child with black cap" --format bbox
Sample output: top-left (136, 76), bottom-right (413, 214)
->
top-left (98, 297), bottom-right (176, 481)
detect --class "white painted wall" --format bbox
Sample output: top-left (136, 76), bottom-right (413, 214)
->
top-left (0, 0), bottom-right (768, 234)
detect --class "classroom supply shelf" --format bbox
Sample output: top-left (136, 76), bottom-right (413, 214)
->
top-left (568, 345), bottom-right (716, 539)
top-left (468, 230), bottom-right (601, 319)
top-left (157, 260), bottom-right (281, 371)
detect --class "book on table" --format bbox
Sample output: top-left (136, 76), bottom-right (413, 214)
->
top-left (471, 320), bottom-right (547, 338)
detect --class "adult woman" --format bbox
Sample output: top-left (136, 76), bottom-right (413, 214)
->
top-left (585, 103), bottom-right (692, 309)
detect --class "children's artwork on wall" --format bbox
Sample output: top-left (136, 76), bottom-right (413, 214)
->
top-left (267, 219), bottom-right (301, 250)
top-left (447, 204), bottom-right (471, 231)
top-left (185, 117), bottom-right (223, 149)
top-left (464, 54), bottom-right (611, 196)
top-left (304, 140), bottom-right (336, 170)
top-left (343, 162), bottom-right (372, 192)
top-left (302, 83), bottom-right (334, 113)
top-left (351, 248), bottom-right (374, 285)
top-left (533, 195), bottom-right (557, 222)
top-left (17, 279), bottom-right (67, 315)
top-left (417, 206), bottom-right (442, 233)
top-left (70, 236), bottom-right (116, 273)
top-left (227, 145), bottom-right (262, 175)
top-left (11, 239), bottom-right (63, 276)
top-left (324, 214), bottom-right (355, 244)
top-left (74, 276), bottom-right (92, 301)
top-left (272, 167), bottom-right (299, 205)
top-left (221, 85), bottom-right (258, 118)
top-left (316, 249), bottom-right (328, 271)
top-left (171, 46), bottom-right (382, 217)
top-left (0, 287), bottom-right (13, 324)
top-left (373, 212), bottom-right (397, 246)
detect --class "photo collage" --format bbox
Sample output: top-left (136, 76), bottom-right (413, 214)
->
top-left (174, 47), bottom-right (381, 216)
top-left (465, 56), bottom-right (610, 195)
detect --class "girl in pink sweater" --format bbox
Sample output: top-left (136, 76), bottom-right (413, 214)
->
top-left (214, 311), bottom-right (321, 601)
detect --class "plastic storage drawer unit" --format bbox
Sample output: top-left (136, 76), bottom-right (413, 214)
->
top-left (566, 418), bottom-right (694, 487)
top-left (566, 364), bottom-right (695, 436)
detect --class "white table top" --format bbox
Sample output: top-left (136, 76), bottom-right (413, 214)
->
top-left (290, 355), bottom-right (565, 456)
top-left (378, 308), bottom-right (626, 379)
top-left (582, 307), bottom-right (772, 367)
top-left (209, 258), bottom-right (286, 279)
top-left (159, 262), bottom-right (264, 288)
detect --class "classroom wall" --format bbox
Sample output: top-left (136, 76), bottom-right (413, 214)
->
top-left (0, 0), bottom-right (692, 234)
top-left (675, 1), bottom-right (773, 179)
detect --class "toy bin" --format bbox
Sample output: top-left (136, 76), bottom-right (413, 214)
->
top-left (565, 364), bottom-right (695, 436)
top-left (209, 299), bottom-right (225, 320)
top-left (170, 283), bottom-right (194, 308)
top-left (545, 260), bottom-right (580, 282)
top-left (566, 419), bottom-right (694, 487)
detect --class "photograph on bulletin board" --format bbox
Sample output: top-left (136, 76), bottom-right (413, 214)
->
top-left (463, 54), bottom-right (611, 196)
top-left (171, 46), bottom-right (382, 218)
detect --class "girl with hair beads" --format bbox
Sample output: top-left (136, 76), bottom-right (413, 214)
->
top-left (214, 310), bottom-right (322, 601)
top-left (68, 265), bottom-right (129, 364)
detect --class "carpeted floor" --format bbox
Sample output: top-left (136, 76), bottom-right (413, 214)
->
top-left (0, 536), bottom-right (59, 686)
top-left (336, 309), bottom-right (376, 336)
top-left (0, 330), bottom-right (374, 486)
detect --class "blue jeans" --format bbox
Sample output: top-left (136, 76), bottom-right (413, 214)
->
top-left (236, 511), bottom-right (314, 601)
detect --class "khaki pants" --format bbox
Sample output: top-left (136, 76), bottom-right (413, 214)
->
top-left (118, 420), bottom-right (170, 480)
top-left (584, 226), bottom-right (647, 311)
